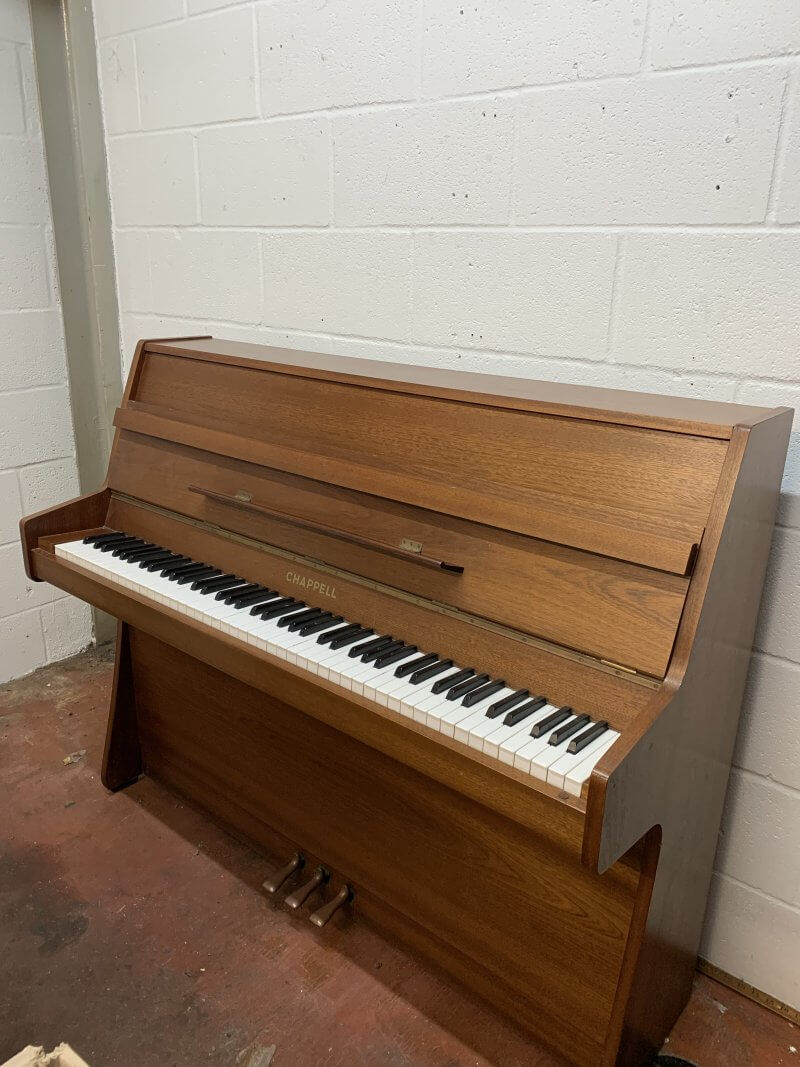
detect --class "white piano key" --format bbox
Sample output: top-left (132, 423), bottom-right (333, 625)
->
top-left (548, 730), bottom-right (620, 794)
top-left (487, 704), bottom-right (560, 764)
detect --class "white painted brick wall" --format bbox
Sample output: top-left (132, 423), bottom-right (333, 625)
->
top-left (0, 0), bottom-right (92, 686)
top-left (92, 0), bottom-right (800, 1010)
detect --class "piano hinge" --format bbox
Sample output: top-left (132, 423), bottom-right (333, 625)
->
top-left (600, 659), bottom-right (638, 675)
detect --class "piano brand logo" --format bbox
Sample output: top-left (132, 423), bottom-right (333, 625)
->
top-left (286, 570), bottom-right (337, 599)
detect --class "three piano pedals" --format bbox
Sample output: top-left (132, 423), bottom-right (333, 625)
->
top-left (262, 850), bottom-right (353, 927)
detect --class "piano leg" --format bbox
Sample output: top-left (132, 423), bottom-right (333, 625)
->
top-left (101, 621), bottom-right (143, 790)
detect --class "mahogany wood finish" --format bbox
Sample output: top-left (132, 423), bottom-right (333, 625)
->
top-left (19, 336), bottom-right (792, 1066)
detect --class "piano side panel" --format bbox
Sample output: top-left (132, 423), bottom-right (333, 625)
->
top-left (108, 432), bottom-right (689, 677)
top-left (131, 350), bottom-right (726, 558)
top-left (128, 627), bottom-right (642, 1067)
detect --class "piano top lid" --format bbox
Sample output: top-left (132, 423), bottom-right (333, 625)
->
top-left (146, 336), bottom-right (785, 440)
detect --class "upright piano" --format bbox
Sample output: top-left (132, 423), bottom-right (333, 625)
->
top-left (20, 337), bottom-right (792, 1066)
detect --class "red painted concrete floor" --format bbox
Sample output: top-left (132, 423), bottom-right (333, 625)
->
top-left (1, 648), bottom-right (797, 1067)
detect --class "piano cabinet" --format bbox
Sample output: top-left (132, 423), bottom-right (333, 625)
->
top-left (20, 336), bottom-right (793, 1066)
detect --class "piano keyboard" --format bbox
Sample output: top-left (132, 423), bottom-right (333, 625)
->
top-left (57, 531), bottom-right (620, 797)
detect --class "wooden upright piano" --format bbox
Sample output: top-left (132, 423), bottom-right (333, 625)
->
top-left (20, 337), bottom-right (792, 1065)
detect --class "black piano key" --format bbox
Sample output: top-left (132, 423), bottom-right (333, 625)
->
top-left (409, 658), bottom-right (453, 685)
top-left (346, 634), bottom-right (391, 659)
top-left (202, 577), bottom-right (250, 596)
top-left (504, 696), bottom-right (548, 727)
top-left (158, 558), bottom-right (196, 576)
top-left (116, 542), bottom-right (158, 560)
top-left (328, 627), bottom-right (373, 650)
top-left (549, 714), bottom-right (591, 746)
top-left (219, 583), bottom-right (263, 603)
top-left (83, 531), bottom-right (126, 546)
top-left (567, 720), bottom-right (609, 754)
top-left (111, 539), bottom-right (149, 556)
top-left (317, 622), bottom-right (363, 646)
top-left (529, 705), bottom-right (572, 738)
top-left (485, 689), bottom-right (529, 719)
top-left (289, 610), bottom-right (334, 633)
top-left (278, 607), bottom-right (322, 629)
top-left (374, 644), bottom-right (417, 669)
top-left (446, 673), bottom-right (490, 701)
top-left (256, 598), bottom-right (306, 620)
top-left (299, 613), bottom-right (342, 636)
top-left (250, 595), bottom-right (293, 616)
top-left (431, 668), bottom-right (474, 695)
top-left (462, 678), bottom-right (506, 708)
top-left (124, 545), bottom-right (167, 562)
top-left (193, 574), bottom-right (242, 593)
top-left (283, 608), bottom-right (325, 631)
top-left (169, 562), bottom-right (210, 581)
top-left (138, 551), bottom-right (175, 568)
top-left (228, 589), bottom-right (279, 609)
top-left (394, 652), bottom-right (438, 679)
top-left (176, 566), bottom-right (217, 585)
top-left (100, 536), bottom-right (139, 552)
top-left (351, 636), bottom-right (396, 662)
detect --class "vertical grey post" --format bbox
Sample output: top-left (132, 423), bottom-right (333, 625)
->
top-left (30, 0), bottom-right (123, 643)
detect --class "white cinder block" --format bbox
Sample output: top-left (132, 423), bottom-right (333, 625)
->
top-left (0, 609), bottom-right (47, 684)
top-left (0, 543), bottom-right (65, 612)
top-left (97, 37), bottom-right (140, 135)
top-left (262, 232), bottom-right (412, 338)
top-left (108, 133), bottom-right (197, 226)
top-left (776, 84), bottom-right (800, 224)
top-left (412, 232), bottom-right (616, 357)
top-left (0, 42), bottom-right (24, 133)
top-left (0, 137), bottom-right (49, 225)
top-left (188, 0), bottom-right (244, 12)
top-left (515, 68), bottom-right (784, 225)
top-left (702, 875), bottom-right (800, 1010)
top-left (148, 229), bottom-right (261, 323)
top-left (40, 597), bottom-right (93, 661)
top-left (199, 119), bottom-right (329, 226)
top-left (334, 99), bottom-right (514, 225)
top-left (0, 470), bottom-right (21, 544)
top-left (18, 458), bottom-right (80, 514)
top-left (258, 0), bottom-right (415, 116)
top-left (93, 0), bottom-right (183, 40)
top-left (614, 234), bottom-right (800, 377)
top-left (755, 526), bottom-right (800, 664)
top-left (114, 230), bottom-right (151, 312)
top-left (735, 654), bottom-right (800, 792)
top-left (650, 0), bottom-right (800, 69)
top-left (0, 227), bottom-right (50, 309)
top-left (0, 0), bottom-right (30, 45)
top-left (715, 770), bottom-right (800, 903)
top-left (137, 9), bottom-right (257, 130)
top-left (776, 433), bottom-right (800, 532)
top-left (0, 386), bottom-right (75, 467)
top-left (0, 309), bottom-right (67, 390)
top-left (423, 0), bottom-right (646, 98)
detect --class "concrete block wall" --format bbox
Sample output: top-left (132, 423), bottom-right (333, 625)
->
top-left (0, 0), bottom-right (92, 685)
top-left (91, 0), bottom-right (800, 1008)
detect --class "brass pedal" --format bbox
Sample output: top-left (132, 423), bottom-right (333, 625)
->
top-left (262, 851), bottom-right (303, 895)
top-left (285, 865), bottom-right (329, 910)
top-left (310, 884), bottom-right (352, 928)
